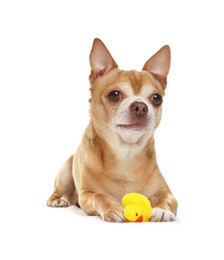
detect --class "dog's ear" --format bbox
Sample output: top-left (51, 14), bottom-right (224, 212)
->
top-left (89, 38), bottom-right (118, 82)
top-left (143, 45), bottom-right (171, 88)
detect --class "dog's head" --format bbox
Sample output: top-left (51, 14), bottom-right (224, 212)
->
top-left (89, 39), bottom-right (170, 156)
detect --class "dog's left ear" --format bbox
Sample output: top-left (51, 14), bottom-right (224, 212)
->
top-left (143, 45), bottom-right (171, 88)
top-left (89, 38), bottom-right (118, 82)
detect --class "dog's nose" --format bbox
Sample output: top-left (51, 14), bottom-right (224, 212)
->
top-left (130, 101), bottom-right (148, 118)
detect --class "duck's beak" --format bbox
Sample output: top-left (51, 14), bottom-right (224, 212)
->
top-left (135, 215), bottom-right (143, 222)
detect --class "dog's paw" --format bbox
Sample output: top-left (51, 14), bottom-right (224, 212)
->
top-left (101, 204), bottom-right (126, 223)
top-left (150, 208), bottom-right (176, 222)
top-left (47, 198), bottom-right (69, 208)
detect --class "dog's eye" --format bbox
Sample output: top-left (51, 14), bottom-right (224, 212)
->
top-left (151, 94), bottom-right (163, 106)
top-left (108, 90), bottom-right (122, 102)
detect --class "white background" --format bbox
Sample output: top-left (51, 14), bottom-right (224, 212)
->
top-left (0, 0), bottom-right (224, 259)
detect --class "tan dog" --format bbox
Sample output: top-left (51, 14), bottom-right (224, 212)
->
top-left (47, 38), bottom-right (178, 222)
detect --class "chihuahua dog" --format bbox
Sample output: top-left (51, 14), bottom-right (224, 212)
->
top-left (47, 38), bottom-right (178, 222)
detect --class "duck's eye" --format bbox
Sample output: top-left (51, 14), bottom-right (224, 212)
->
top-left (151, 94), bottom-right (163, 106)
top-left (108, 90), bottom-right (122, 102)
top-left (135, 212), bottom-right (138, 216)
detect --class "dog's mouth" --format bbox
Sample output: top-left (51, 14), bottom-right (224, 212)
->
top-left (117, 122), bottom-right (148, 131)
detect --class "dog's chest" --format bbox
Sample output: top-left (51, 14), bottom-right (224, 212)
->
top-left (99, 152), bottom-right (153, 199)
top-left (104, 165), bottom-right (146, 199)
top-left (105, 175), bottom-right (146, 201)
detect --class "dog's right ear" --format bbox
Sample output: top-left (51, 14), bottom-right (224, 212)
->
top-left (89, 38), bottom-right (118, 82)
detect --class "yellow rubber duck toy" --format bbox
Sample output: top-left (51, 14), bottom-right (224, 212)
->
top-left (122, 193), bottom-right (152, 222)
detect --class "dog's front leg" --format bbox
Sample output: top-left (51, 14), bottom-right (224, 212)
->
top-left (79, 190), bottom-right (125, 222)
top-left (150, 192), bottom-right (178, 222)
